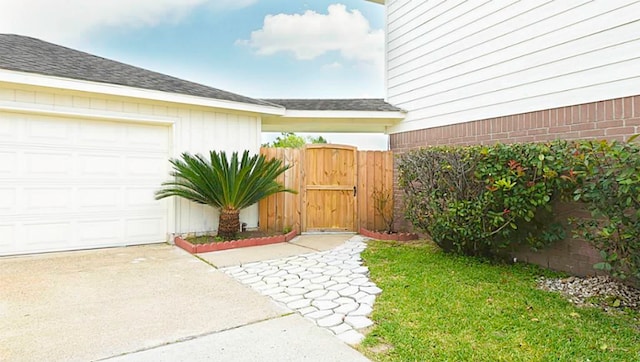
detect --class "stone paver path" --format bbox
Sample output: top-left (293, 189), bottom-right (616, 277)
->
top-left (221, 235), bottom-right (380, 345)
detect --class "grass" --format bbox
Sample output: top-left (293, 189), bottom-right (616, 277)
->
top-left (359, 240), bottom-right (640, 362)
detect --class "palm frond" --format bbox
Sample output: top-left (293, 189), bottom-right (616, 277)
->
top-left (155, 150), bottom-right (295, 212)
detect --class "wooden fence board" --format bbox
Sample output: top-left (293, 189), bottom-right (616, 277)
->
top-left (357, 151), bottom-right (367, 230)
top-left (259, 146), bottom-right (393, 233)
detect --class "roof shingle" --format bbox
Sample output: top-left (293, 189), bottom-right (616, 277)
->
top-left (0, 34), bottom-right (403, 114)
top-left (262, 98), bottom-right (403, 112)
top-left (0, 34), bottom-right (278, 108)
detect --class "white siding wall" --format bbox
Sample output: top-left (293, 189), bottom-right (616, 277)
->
top-left (385, 0), bottom-right (640, 133)
top-left (172, 107), bottom-right (261, 235)
top-left (0, 83), bottom-right (261, 238)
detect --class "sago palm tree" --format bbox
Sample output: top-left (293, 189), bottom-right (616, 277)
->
top-left (155, 150), bottom-right (294, 238)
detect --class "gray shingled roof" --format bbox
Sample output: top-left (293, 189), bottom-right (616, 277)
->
top-left (0, 34), bottom-right (279, 108)
top-left (262, 98), bottom-right (403, 112)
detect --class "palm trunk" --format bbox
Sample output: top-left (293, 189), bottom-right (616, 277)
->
top-left (218, 208), bottom-right (240, 239)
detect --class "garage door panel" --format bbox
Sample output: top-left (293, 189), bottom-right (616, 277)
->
top-left (78, 219), bottom-right (122, 242)
top-left (0, 225), bottom-right (15, 249)
top-left (0, 151), bottom-right (16, 173)
top-left (126, 156), bottom-right (167, 177)
top-left (0, 116), bottom-right (18, 139)
top-left (25, 152), bottom-right (73, 176)
top-left (0, 188), bottom-right (15, 212)
top-left (24, 221), bottom-right (72, 247)
top-left (125, 187), bottom-right (159, 208)
top-left (126, 124), bottom-right (170, 150)
top-left (25, 187), bottom-right (72, 211)
top-left (77, 187), bottom-right (121, 209)
top-left (79, 154), bottom-right (122, 177)
top-left (0, 151), bottom-right (17, 175)
top-left (77, 121), bottom-right (123, 146)
top-left (26, 118), bottom-right (71, 141)
top-left (0, 112), bottom-right (170, 255)
top-left (125, 217), bottom-right (166, 240)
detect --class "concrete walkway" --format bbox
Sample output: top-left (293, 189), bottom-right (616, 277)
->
top-left (0, 244), bottom-right (285, 361)
top-left (198, 234), bottom-right (352, 267)
top-left (106, 314), bottom-right (367, 362)
top-left (1, 234), bottom-right (374, 361)
top-left (110, 233), bottom-right (374, 361)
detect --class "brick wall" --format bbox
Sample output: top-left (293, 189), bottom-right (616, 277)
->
top-left (390, 94), bottom-right (640, 276)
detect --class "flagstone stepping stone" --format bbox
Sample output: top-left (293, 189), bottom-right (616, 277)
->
top-left (312, 300), bottom-right (339, 310)
top-left (317, 313), bottom-right (345, 327)
top-left (338, 286), bottom-right (359, 297)
top-left (330, 323), bottom-right (352, 335)
top-left (220, 235), bottom-right (383, 346)
top-left (287, 298), bottom-right (312, 310)
top-left (337, 330), bottom-right (365, 345)
top-left (344, 316), bottom-right (373, 329)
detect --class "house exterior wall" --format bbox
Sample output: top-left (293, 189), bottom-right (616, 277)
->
top-left (170, 102), bottom-right (261, 235)
top-left (384, 0), bottom-right (640, 275)
top-left (391, 95), bottom-right (640, 151)
top-left (385, 0), bottom-right (640, 134)
top-left (0, 82), bottom-right (261, 242)
top-left (390, 94), bottom-right (640, 276)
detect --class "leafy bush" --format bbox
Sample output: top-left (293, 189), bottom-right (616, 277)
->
top-left (398, 141), bottom-right (576, 257)
top-left (571, 137), bottom-right (640, 280)
top-left (399, 137), bottom-right (640, 281)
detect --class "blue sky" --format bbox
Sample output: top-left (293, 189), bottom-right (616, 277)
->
top-left (0, 0), bottom-right (388, 148)
top-left (0, 0), bottom-right (387, 148)
top-left (0, 0), bottom-right (385, 98)
top-left (92, 1), bottom-right (385, 99)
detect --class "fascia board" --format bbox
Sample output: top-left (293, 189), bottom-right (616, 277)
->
top-left (282, 109), bottom-right (405, 119)
top-left (0, 99), bottom-right (176, 125)
top-left (0, 69), bottom-right (286, 116)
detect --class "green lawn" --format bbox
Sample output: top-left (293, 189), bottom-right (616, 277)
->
top-left (360, 240), bottom-right (640, 362)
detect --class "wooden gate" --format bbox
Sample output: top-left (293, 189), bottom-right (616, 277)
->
top-left (303, 145), bottom-right (357, 231)
top-left (259, 145), bottom-right (393, 233)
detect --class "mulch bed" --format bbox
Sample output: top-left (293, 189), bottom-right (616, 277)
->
top-left (175, 229), bottom-right (298, 254)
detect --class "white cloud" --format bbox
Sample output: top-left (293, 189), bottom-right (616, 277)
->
top-left (0, 0), bottom-right (256, 43)
top-left (238, 4), bottom-right (384, 67)
top-left (322, 61), bottom-right (343, 70)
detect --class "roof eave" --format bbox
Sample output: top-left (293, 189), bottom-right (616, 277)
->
top-left (283, 109), bottom-right (405, 119)
top-left (0, 69), bottom-right (286, 116)
top-left (261, 110), bottom-right (405, 133)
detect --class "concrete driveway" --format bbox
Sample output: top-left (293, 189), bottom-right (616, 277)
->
top-left (0, 242), bottom-right (369, 361)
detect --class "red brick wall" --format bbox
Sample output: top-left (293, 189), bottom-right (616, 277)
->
top-left (390, 95), bottom-right (640, 276)
top-left (509, 202), bottom-right (606, 277)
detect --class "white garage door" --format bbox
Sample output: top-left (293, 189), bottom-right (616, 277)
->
top-left (0, 112), bottom-right (170, 255)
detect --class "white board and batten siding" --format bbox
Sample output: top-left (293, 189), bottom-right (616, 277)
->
top-left (0, 84), bottom-right (261, 255)
top-left (385, 0), bottom-right (640, 134)
top-left (171, 107), bottom-right (261, 237)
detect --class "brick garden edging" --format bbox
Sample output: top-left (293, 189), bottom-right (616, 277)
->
top-left (359, 227), bottom-right (418, 241)
top-left (175, 229), bottom-right (298, 254)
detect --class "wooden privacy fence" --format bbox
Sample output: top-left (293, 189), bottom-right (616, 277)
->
top-left (259, 145), bottom-right (394, 233)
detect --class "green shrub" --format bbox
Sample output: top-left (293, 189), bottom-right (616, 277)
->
top-left (571, 137), bottom-right (640, 280)
top-left (399, 137), bottom-right (640, 281)
top-left (398, 141), bottom-right (575, 257)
